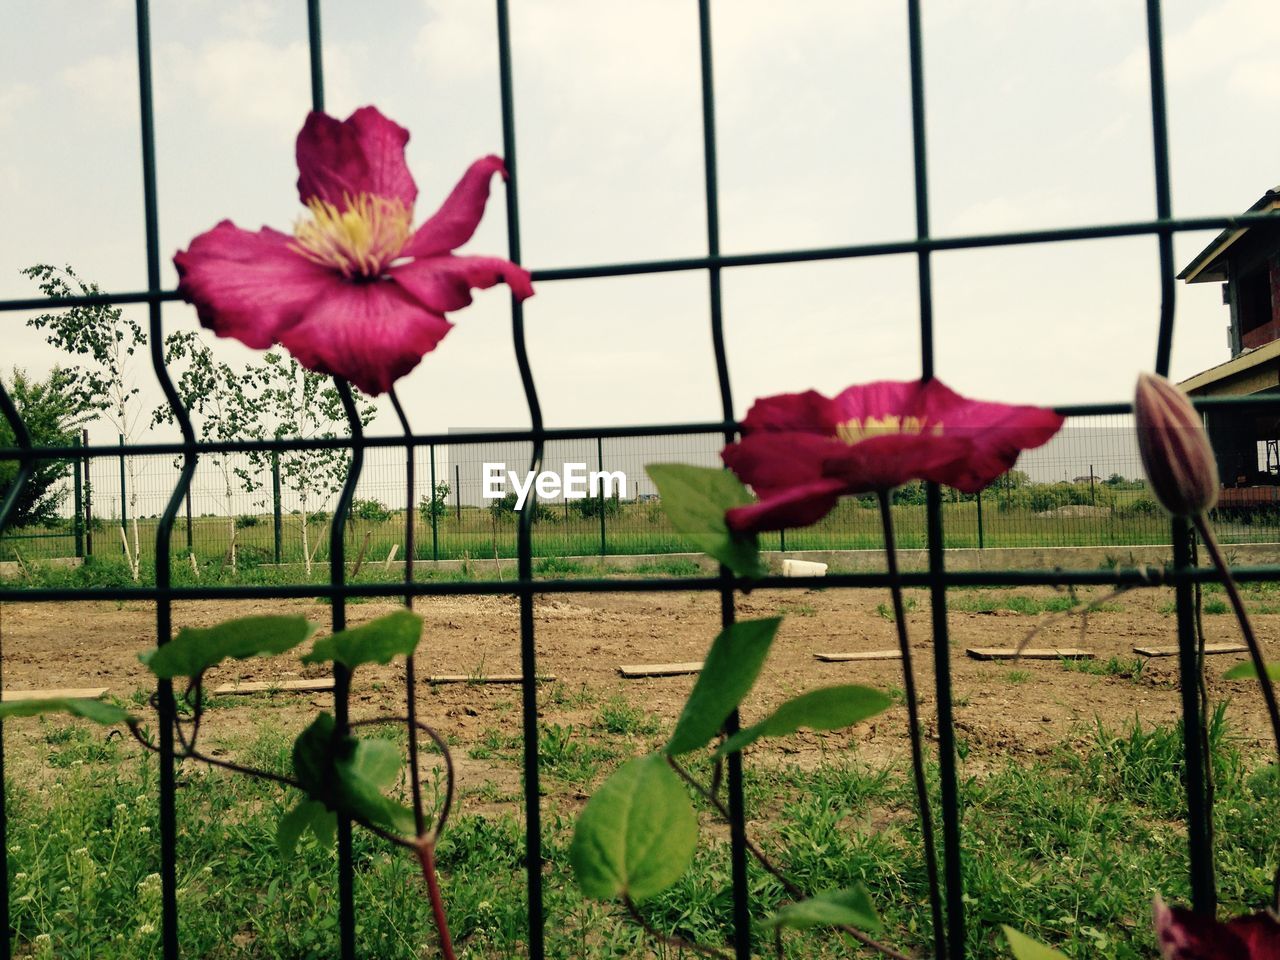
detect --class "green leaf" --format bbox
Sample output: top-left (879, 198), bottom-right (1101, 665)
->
top-left (1224, 661), bottom-right (1280, 681)
top-left (763, 885), bottom-right (883, 932)
top-left (1002, 927), bottom-right (1070, 960)
top-left (278, 799), bottom-right (336, 858)
top-left (335, 738), bottom-right (415, 835)
top-left (140, 615), bottom-right (315, 679)
top-left (0, 697), bottom-right (128, 725)
top-left (570, 753), bottom-right (698, 902)
top-left (646, 464), bottom-right (766, 579)
top-left (666, 618), bottom-right (782, 755)
top-left (301, 610), bottom-right (422, 669)
top-left (291, 714), bottom-right (414, 837)
top-left (717, 685), bottom-right (891, 757)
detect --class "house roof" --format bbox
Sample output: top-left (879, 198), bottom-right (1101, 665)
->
top-left (1178, 186), bottom-right (1280, 284)
top-left (1179, 337), bottom-right (1280, 396)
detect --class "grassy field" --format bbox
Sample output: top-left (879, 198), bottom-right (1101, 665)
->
top-left (6, 697), bottom-right (1277, 959)
top-left (6, 493), bottom-right (1279, 572)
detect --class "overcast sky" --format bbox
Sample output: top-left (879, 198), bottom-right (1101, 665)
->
top-left (2, 0), bottom-right (1277, 451)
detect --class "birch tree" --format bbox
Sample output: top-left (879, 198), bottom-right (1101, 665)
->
top-left (22, 264), bottom-right (147, 578)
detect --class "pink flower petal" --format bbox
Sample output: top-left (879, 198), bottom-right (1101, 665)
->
top-left (826, 433), bottom-right (975, 492)
top-left (390, 253), bottom-right (534, 314)
top-left (721, 433), bottom-right (837, 497)
top-left (831, 380), bottom-right (925, 423)
top-left (402, 156), bottom-right (508, 258)
top-left (296, 106), bottom-right (417, 211)
top-left (725, 479), bottom-right (848, 533)
top-left (740, 390), bottom-right (843, 437)
top-left (914, 379), bottom-right (1065, 492)
top-left (1154, 896), bottom-right (1253, 959)
top-left (277, 280), bottom-right (453, 396)
top-left (1225, 912), bottom-right (1280, 959)
top-left (174, 221), bottom-right (332, 349)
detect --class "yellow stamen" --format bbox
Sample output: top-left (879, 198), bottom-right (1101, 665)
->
top-left (291, 193), bottom-right (413, 278)
top-left (836, 415), bottom-right (942, 445)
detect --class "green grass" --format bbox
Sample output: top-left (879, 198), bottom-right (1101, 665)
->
top-left (595, 697), bottom-right (663, 738)
top-left (1061, 656), bottom-right (1147, 681)
top-left (876, 596), bottom-right (919, 621)
top-left (950, 592), bottom-right (1084, 615)
top-left (12, 489), bottom-right (1280, 580)
top-left (6, 704), bottom-right (1278, 958)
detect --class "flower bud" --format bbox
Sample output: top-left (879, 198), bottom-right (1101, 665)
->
top-left (1134, 372), bottom-right (1219, 516)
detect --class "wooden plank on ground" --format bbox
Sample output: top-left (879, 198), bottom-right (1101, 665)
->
top-left (426, 674), bottom-right (555, 684)
top-left (966, 647), bottom-right (1094, 661)
top-left (2, 687), bottom-right (108, 702)
top-left (814, 651), bottom-right (903, 662)
top-left (1134, 643), bottom-right (1247, 658)
top-left (619, 661), bottom-right (703, 678)
top-left (213, 679), bottom-right (334, 696)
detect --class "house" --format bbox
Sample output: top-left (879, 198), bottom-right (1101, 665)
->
top-left (1178, 187), bottom-right (1280, 503)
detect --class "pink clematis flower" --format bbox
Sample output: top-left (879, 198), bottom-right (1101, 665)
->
top-left (721, 379), bottom-right (1064, 533)
top-left (1154, 895), bottom-right (1280, 959)
top-left (174, 106), bottom-right (533, 395)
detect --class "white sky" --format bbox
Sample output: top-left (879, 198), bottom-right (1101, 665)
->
top-left (2, 0), bottom-right (1278, 450)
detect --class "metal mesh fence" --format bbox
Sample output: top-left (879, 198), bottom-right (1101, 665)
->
top-left (6, 415), bottom-right (1280, 572)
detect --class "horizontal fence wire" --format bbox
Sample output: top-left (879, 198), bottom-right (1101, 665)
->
top-left (7, 424), bottom-right (1280, 579)
top-left (0, 1), bottom-right (1279, 959)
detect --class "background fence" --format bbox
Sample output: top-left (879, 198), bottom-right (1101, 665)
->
top-left (5, 415), bottom-right (1280, 574)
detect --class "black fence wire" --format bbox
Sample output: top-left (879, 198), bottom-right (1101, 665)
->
top-left (1, 1), bottom-right (1279, 959)
top-left (7, 418), bottom-right (1280, 572)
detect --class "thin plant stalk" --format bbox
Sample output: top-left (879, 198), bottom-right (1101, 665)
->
top-left (392, 388), bottom-right (454, 958)
top-left (416, 840), bottom-right (457, 960)
top-left (878, 490), bottom-right (946, 959)
top-left (667, 758), bottom-right (914, 960)
top-left (1192, 515), bottom-right (1280, 766)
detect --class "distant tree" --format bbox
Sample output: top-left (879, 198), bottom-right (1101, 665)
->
top-left (352, 498), bottom-right (391, 523)
top-left (253, 354), bottom-right (376, 575)
top-left (1106, 473), bottom-right (1126, 486)
top-left (154, 331), bottom-right (266, 574)
top-left (22, 264), bottom-right (148, 576)
top-left (418, 482), bottom-right (450, 522)
top-left (0, 367), bottom-right (93, 528)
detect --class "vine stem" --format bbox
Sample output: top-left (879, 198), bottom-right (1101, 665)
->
top-left (416, 839), bottom-right (457, 960)
top-left (623, 895), bottom-right (731, 960)
top-left (667, 759), bottom-right (915, 960)
top-left (1192, 515), bottom-right (1280, 766)
top-left (877, 491), bottom-right (946, 958)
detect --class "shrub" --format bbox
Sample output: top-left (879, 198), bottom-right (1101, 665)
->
top-left (352, 498), bottom-right (391, 522)
top-left (418, 482), bottom-right (450, 522)
top-left (234, 514), bottom-right (261, 529)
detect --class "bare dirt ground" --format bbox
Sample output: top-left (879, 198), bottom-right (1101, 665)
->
top-left (2, 584), bottom-right (1278, 801)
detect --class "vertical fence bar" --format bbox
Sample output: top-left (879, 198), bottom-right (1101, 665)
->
top-left (303, 4), bottom-right (359, 955)
top-left (73, 436), bottom-right (84, 559)
top-left (272, 451), bottom-right (283, 565)
top-left (495, 3), bottom-right (548, 954)
top-left (907, 1), bottom-right (957, 955)
top-left (976, 488), bottom-right (984, 551)
top-left (1142, 0), bottom-right (1215, 913)
top-left (695, 3), bottom-right (750, 957)
top-left (455, 464), bottom-right (461, 520)
top-left (429, 443), bottom-right (439, 561)
top-left (184, 489), bottom-right (193, 556)
top-left (133, 1), bottom-right (193, 955)
top-left (83, 429), bottom-right (94, 558)
top-left (596, 435), bottom-right (606, 558)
